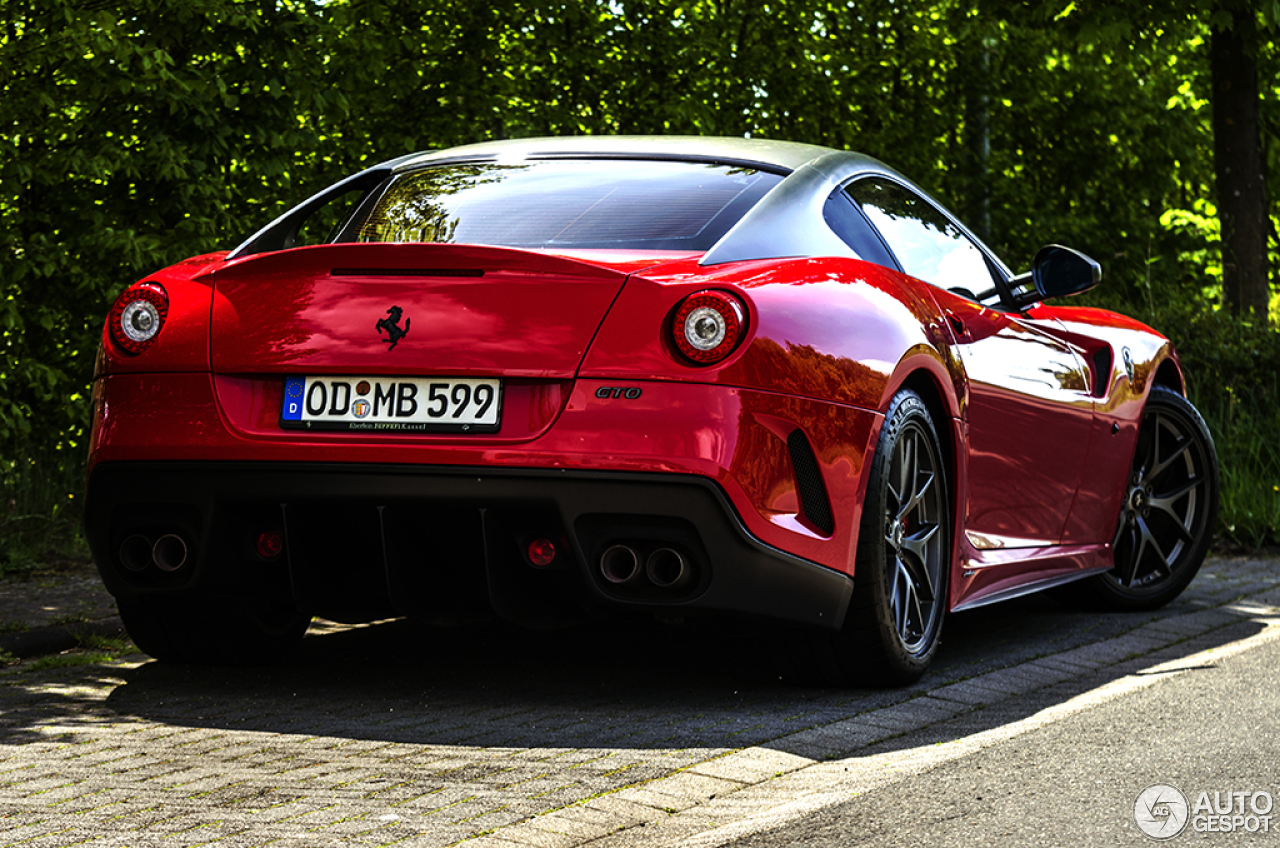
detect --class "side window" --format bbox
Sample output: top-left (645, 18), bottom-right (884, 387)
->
top-left (288, 187), bottom-right (368, 248)
top-left (822, 190), bottom-right (898, 269)
top-left (846, 178), bottom-right (998, 295)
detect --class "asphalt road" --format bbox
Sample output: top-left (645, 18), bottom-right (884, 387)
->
top-left (729, 633), bottom-right (1280, 847)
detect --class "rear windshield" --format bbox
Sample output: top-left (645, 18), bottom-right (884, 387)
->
top-left (350, 159), bottom-right (783, 250)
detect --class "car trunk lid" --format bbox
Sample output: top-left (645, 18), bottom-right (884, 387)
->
top-left (206, 243), bottom-right (632, 378)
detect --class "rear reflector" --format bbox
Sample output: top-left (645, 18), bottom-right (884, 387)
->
top-left (526, 538), bottom-right (556, 567)
top-left (255, 529), bottom-right (284, 560)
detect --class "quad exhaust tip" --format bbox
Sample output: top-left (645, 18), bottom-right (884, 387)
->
top-left (118, 532), bottom-right (189, 573)
top-left (152, 534), bottom-right (188, 572)
top-left (600, 544), bottom-right (641, 584)
top-left (598, 543), bottom-right (696, 591)
top-left (646, 547), bottom-right (690, 589)
top-left (119, 534), bottom-right (153, 572)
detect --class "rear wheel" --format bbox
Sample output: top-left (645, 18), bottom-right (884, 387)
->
top-left (815, 389), bottom-right (949, 686)
top-left (1086, 386), bottom-right (1218, 609)
top-left (119, 596), bottom-right (311, 665)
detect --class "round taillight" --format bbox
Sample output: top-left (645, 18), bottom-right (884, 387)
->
top-left (673, 290), bottom-right (745, 364)
top-left (108, 283), bottom-right (168, 354)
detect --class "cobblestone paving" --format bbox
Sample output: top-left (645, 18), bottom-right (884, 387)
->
top-left (0, 557), bottom-right (1276, 847)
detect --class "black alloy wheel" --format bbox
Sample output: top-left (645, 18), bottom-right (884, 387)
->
top-left (1092, 386), bottom-right (1218, 609)
top-left (815, 388), bottom-right (949, 686)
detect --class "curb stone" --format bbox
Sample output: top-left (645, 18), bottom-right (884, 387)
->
top-left (0, 616), bottom-right (125, 658)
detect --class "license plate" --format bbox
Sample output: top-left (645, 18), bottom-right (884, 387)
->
top-left (280, 376), bottom-right (502, 433)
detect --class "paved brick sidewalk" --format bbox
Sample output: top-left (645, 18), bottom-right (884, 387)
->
top-left (0, 557), bottom-right (1276, 847)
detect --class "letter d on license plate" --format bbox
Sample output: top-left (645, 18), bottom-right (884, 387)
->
top-left (281, 376), bottom-right (502, 433)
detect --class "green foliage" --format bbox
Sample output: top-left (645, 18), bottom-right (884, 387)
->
top-left (1, 445), bottom-right (90, 573)
top-left (1, 0), bottom-right (1278, 552)
top-left (1161, 310), bottom-right (1280, 548)
top-left (1, 0), bottom-right (349, 564)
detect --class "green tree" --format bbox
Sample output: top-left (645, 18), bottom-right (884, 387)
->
top-left (1038, 0), bottom-right (1278, 317)
top-left (0, 0), bottom-right (347, 552)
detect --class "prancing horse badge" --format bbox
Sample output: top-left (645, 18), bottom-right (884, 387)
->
top-left (376, 305), bottom-right (410, 350)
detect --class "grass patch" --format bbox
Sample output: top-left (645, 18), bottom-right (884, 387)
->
top-left (48, 612), bottom-right (94, 626)
top-left (6, 637), bottom-right (134, 673)
top-left (0, 634), bottom-right (134, 673)
top-left (25, 652), bottom-right (115, 672)
top-left (73, 634), bottom-right (131, 652)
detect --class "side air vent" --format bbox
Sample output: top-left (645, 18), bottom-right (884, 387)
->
top-left (1091, 346), bottom-right (1113, 397)
top-left (787, 429), bottom-right (835, 536)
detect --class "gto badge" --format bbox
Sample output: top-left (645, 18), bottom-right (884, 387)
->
top-left (596, 386), bottom-right (643, 399)
top-left (376, 305), bottom-right (411, 350)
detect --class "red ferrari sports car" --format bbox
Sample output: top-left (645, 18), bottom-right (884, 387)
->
top-left (85, 136), bottom-right (1218, 684)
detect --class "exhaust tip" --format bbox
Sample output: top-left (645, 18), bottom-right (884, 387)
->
top-left (646, 547), bottom-right (691, 589)
top-left (152, 534), bottom-right (189, 572)
top-left (119, 534), bottom-right (153, 572)
top-left (600, 544), bottom-right (640, 584)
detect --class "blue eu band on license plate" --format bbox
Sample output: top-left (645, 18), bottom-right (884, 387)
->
top-left (281, 376), bottom-right (502, 433)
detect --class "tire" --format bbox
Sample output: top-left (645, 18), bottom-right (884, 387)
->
top-left (814, 388), bottom-right (950, 686)
top-left (1084, 385), bottom-right (1219, 610)
top-left (119, 596), bottom-right (311, 665)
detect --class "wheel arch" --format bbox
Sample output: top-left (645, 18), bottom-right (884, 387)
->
top-left (897, 369), bottom-right (956, 480)
top-left (1152, 355), bottom-right (1186, 395)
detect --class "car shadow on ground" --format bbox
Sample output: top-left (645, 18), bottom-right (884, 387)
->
top-left (54, 590), bottom-right (1258, 760)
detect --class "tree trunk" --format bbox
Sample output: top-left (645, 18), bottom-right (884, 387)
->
top-left (963, 45), bottom-right (992, 242)
top-left (1211, 7), bottom-right (1270, 317)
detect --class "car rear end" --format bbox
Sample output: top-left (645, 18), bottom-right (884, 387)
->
top-left (85, 151), bottom-right (870, 652)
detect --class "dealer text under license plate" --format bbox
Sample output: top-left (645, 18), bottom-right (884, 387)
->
top-left (281, 375), bottom-right (501, 433)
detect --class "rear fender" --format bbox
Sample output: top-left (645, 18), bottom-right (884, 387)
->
top-left (94, 253), bottom-right (226, 378)
top-left (581, 255), bottom-right (944, 411)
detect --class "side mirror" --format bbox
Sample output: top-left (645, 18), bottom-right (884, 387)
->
top-left (1031, 244), bottom-right (1101, 299)
top-left (1007, 244), bottom-right (1101, 308)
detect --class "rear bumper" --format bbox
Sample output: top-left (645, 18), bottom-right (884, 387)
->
top-left (86, 462), bottom-right (854, 631)
top-left (89, 371), bottom-right (881, 577)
